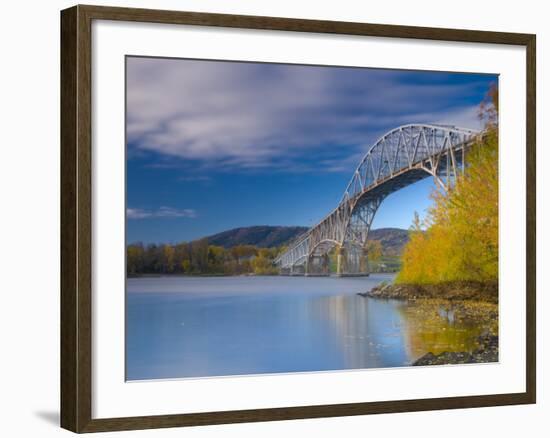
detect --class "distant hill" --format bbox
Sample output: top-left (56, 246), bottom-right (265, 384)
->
top-left (202, 226), bottom-right (308, 249)
top-left (368, 227), bottom-right (410, 256)
top-left (200, 225), bottom-right (409, 255)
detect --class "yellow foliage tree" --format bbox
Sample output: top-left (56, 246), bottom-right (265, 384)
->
top-left (397, 85), bottom-right (498, 285)
top-left (163, 244), bottom-right (175, 273)
top-left (366, 240), bottom-right (383, 263)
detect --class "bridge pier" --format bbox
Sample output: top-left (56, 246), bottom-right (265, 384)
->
top-left (305, 254), bottom-right (330, 276)
top-left (290, 264), bottom-right (306, 276)
top-left (335, 245), bottom-right (370, 277)
top-left (279, 267), bottom-right (291, 276)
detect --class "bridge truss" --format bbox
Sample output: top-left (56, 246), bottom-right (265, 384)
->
top-left (274, 124), bottom-right (480, 276)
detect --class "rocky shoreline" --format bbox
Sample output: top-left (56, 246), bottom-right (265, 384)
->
top-left (362, 281), bottom-right (498, 303)
top-left (358, 281), bottom-right (499, 367)
top-left (412, 333), bottom-right (498, 365)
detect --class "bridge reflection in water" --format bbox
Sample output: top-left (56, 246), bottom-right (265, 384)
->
top-left (275, 124), bottom-right (480, 276)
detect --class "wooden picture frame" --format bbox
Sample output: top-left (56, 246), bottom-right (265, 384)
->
top-left (61, 4), bottom-right (536, 433)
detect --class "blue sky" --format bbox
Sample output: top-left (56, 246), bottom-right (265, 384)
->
top-left (126, 57), bottom-right (497, 244)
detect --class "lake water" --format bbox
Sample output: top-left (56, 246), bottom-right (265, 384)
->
top-left (126, 274), bottom-right (484, 380)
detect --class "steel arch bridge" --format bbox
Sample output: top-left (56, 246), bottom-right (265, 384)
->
top-left (274, 124), bottom-right (481, 276)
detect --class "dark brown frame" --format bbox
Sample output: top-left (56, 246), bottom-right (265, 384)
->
top-left (61, 4), bottom-right (536, 433)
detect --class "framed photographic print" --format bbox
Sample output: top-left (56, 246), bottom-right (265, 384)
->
top-left (60, 4), bottom-right (536, 433)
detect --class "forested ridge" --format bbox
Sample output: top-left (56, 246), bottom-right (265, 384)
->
top-left (126, 227), bottom-right (408, 276)
top-left (205, 225), bottom-right (308, 248)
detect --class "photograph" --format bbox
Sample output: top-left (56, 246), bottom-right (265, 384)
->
top-left (125, 56), bottom-right (499, 381)
top-left (0, 0), bottom-right (542, 435)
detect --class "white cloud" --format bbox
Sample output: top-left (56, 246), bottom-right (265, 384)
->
top-left (432, 105), bottom-right (484, 130)
top-left (126, 57), bottom-right (493, 171)
top-left (127, 207), bottom-right (197, 219)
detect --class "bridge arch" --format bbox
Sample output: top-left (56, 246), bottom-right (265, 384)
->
top-left (309, 239), bottom-right (340, 256)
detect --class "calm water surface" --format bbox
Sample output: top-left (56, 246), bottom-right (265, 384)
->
top-left (126, 275), bottom-right (483, 380)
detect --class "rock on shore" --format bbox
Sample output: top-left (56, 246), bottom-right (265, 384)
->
top-left (412, 334), bottom-right (499, 366)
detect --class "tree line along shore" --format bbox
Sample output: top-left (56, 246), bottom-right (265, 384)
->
top-left (127, 242), bottom-right (283, 276)
top-left (126, 239), bottom-right (389, 277)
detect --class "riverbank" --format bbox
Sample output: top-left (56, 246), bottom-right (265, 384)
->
top-left (360, 281), bottom-right (499, 366)
top-left (127, 272), bottom-right (260, 278)
top-left (364, 280), bottom-right (498, 303)
top-left (412, 333), bottom-right (498, 365)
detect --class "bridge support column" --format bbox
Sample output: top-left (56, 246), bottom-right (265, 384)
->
top-left (336, 245), bottom-right (370, 277)
top-left (360, 247), bottom-right (370, 274)
top-left (279, 267), bottom-right (291, 276)
top-left (290, 264), bottom-right (306, 276)
top-left (305, 254), bottom-right (330, 276)
top-left (336, 245), bottom-right (343, 277)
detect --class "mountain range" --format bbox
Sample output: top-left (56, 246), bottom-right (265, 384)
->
top-left (200, 225), bottom-right (409, 256)
top-left (203, 226), bottom-right (308, 249)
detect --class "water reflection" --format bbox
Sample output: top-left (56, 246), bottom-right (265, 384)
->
top-left (396, 301), bottom-right (494, 361)
top-left (309, 295), bottom-right (408, 369)
top-left (126, 275), bottom-right (491, 380)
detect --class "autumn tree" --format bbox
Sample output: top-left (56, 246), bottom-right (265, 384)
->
top-left (366, 240), bottom-right (383, 263)
top-left (251, 248), bottom-right (278, 275)
top-left (397, 84), bottom-right (498, 285)
top-left (127, 243), bottom-right (145, 275)
top-left (163, 244), bottom-right (175, 273)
